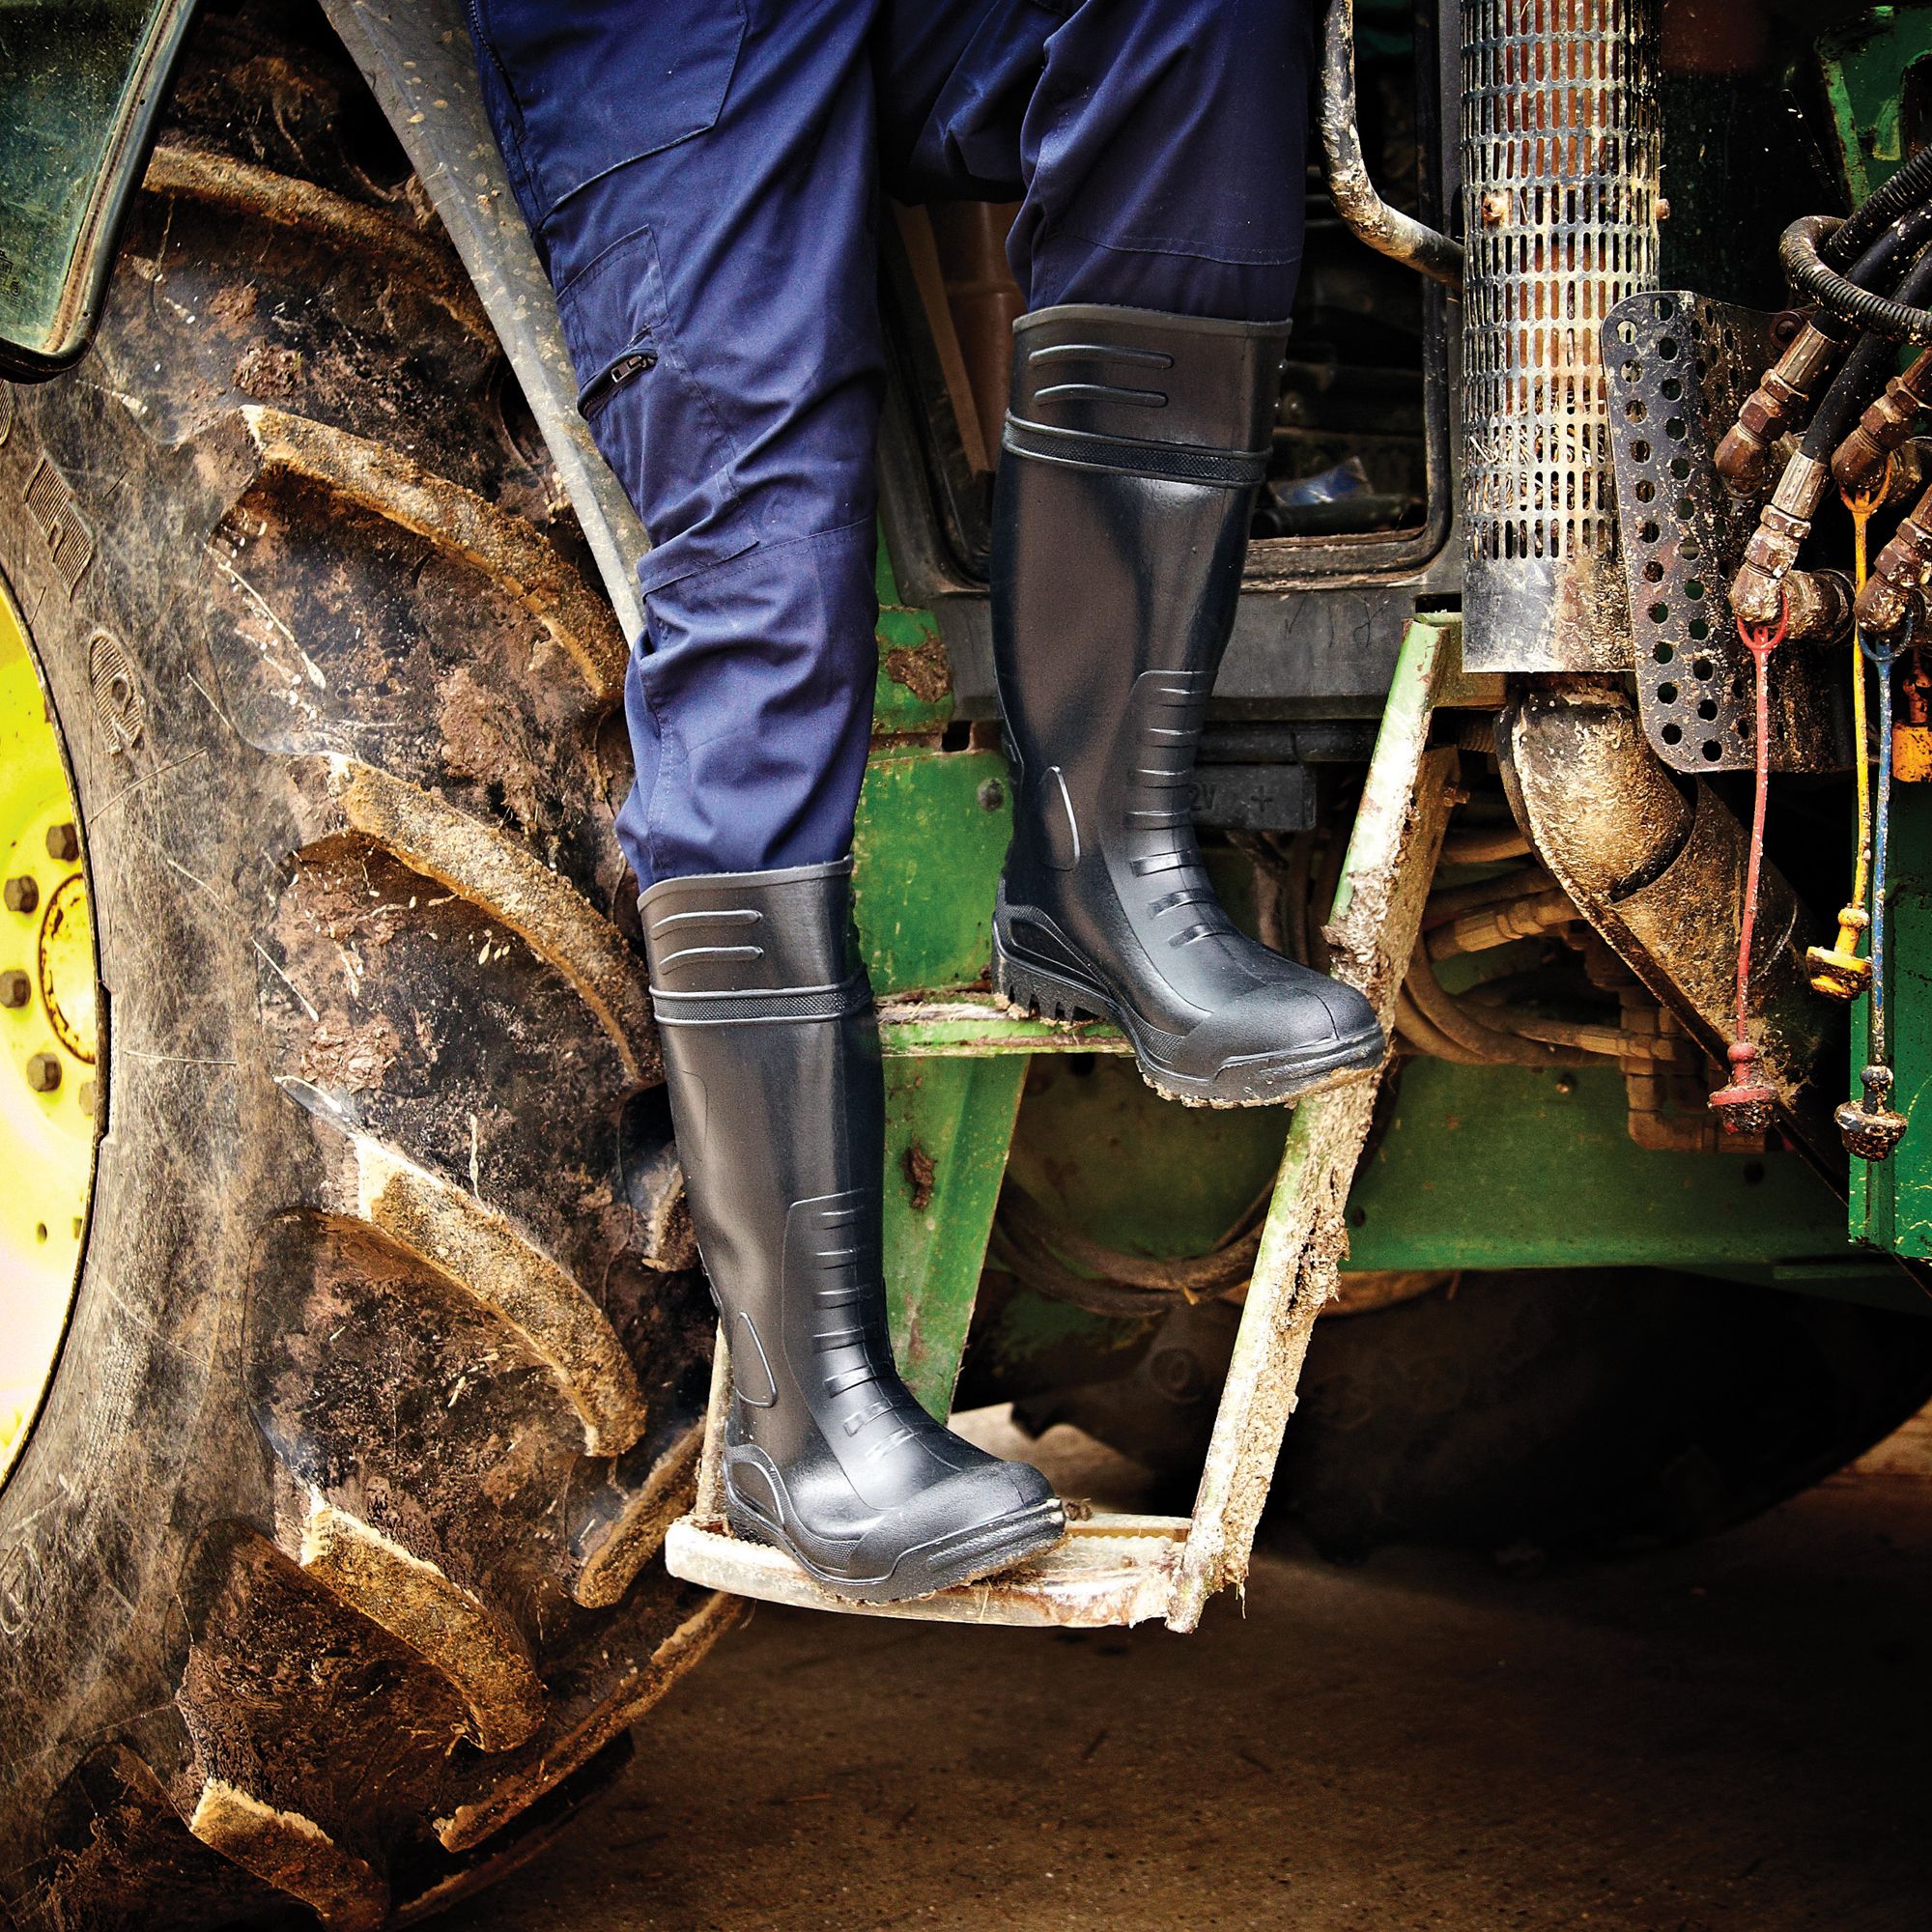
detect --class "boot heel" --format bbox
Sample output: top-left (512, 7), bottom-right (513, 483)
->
top-left (992, 936), bottom-right (1102, 1027)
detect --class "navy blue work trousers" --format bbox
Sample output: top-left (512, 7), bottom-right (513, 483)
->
top-left (469, 0), bottom-right (1314, 889)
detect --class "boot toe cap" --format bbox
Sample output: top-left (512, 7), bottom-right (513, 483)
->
top-left (852, 1457), bottom-right (1064, 1600)
top-left (1188, 970), bottom-right (1380, 1063)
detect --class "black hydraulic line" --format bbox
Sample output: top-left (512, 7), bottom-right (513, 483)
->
top-left (1800, 244), bottom-right (1932, 459)
top-left (1823, 141), bottom-right (1932, 269)
top-left (1834, 197), bottom-right (1932, 300)
top-left (1720, 210), bottom-right (1932, 491)
top-left (1783, 214), bottom-right (1932, 346)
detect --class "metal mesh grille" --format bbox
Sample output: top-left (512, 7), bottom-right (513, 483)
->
top-left (1461, 0), bottom-right (1660, 670)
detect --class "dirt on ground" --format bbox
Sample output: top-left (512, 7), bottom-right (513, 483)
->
top-left (447, 1412), bottom-right (1932, 1932)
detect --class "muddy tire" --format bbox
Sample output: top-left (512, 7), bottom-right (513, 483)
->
top-left (0, 9), bottom-right (734, 1926)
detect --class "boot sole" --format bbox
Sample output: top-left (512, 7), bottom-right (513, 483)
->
top-left (993, 933), bottom-right (1384, 1109)
top-left (724, 1493), bottom-right (1068, 1605)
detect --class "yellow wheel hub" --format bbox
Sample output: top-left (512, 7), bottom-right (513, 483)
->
top-left (0, 579), bottom-right (96, 1491)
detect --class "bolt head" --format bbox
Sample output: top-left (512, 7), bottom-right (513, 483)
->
top-left (77, 1080), bottom-right (97, 1120)
top-left (1149, 1348), bottom-right (1207, 1404)
top-left (977, 778), bottom-right (1006, 812)
top-left (4, 876), bottom-right (39, 915)
top-left (0, 969), bottom-right (27, 1009)
top-left (44, 822), bottom-right (78, 865)
top-left (26, 1051), bottom-right (61, 1094)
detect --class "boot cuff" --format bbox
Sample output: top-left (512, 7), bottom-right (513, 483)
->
top-left (639, 859), bottom-right (864, 998)
top-left (1008, 305), bottom-right (1290, 457)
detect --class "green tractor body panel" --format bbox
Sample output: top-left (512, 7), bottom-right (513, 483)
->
top-left (1819, 6), bottom-right (1932, 208)
top-left (1854, 786), bottom-right (1932, 1264)
top-left (0, 0), bottom-right (194, 375)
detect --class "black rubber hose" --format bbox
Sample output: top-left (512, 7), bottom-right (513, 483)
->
top-left (1784, 215), bottom-right (1932, 346)
top-left (1824, 142), bottom-right (1932, 268)
top-left (1801, 243), bottom-right (1932, 459)
top-left (1834, 196), bottom-right (1932, 298)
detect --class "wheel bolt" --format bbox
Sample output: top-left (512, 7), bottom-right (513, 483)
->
top-left (78, 1080), bottom-right (97, 1119)
top-left (26, 1052), bottom-right (61, 1094)
top-left (0, 969), bottom-right (27, 1009)
top-left (45, 822), bottom-right (78, 865)
top-left (4, 876), bottom-right (38, 915)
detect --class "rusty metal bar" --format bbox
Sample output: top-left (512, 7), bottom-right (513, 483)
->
top-left (1319, 0), bottom-right (1463, 290)
top-left (1166, 615), bottom-right (1457, 1632)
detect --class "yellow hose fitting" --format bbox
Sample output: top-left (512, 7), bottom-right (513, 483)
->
top-left (1806, 905), bottom-right (1871, 1000)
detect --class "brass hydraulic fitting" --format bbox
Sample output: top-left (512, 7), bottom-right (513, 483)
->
top-left (1716, 324), bottom-right (1845, 495)
top-left (1776, 569), bottom-right (1853, 641)
top-left (1880, 438), bottom-right (1932, 507)
top-left (1729, 508), bottom-right (1809, 625)
top-left (1856, 484), bottom-right (1932, 639)
top-left (1832, 349), bottom-right (1932, 496)
top-left (1730, 456), bottom-right (1837, 629)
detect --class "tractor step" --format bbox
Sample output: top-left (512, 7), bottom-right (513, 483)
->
top-left (663, 1513), bottom-right (1188, 1627)
top-left (874, 990), bottom-right (1128, 1058)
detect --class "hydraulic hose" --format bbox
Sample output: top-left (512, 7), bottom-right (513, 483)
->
top-left (1823, 141), bottom-right (1932, 269)
top-left (1729, 247), bottom-right (1932, 633)
top-left (1782, 215), bottom-right (1932, 346)
top-left (1719, 167), bottom-right (1932, 487)
top-left (1817, 190), bottom-right (1932, 300)
top-left (1800, 244), bottom-right (1932, 460)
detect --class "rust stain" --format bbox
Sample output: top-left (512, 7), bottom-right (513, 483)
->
top-left (883, 638), bottom-right (951, 705)
top-left (902, 1142), bottom-right (936, 1213)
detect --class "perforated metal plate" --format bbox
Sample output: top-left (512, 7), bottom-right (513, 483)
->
top-left (1460, 0), bottom-right (1659, 674)
top-left (1605, 291), bottom-right (1845, 775)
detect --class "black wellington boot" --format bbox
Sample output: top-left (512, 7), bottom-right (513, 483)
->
top-left (990, 304), bottom-right (1386, 1109)
top-left (640, 859), bottom-right (1065, 1603)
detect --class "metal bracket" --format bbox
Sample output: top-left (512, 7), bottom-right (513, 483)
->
top-left (1605, 290), bottom-right (1845, 776)
top-left (665, 616), bottom-right (1460, 1630)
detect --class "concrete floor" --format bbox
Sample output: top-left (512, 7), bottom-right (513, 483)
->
top-left (450, 1414), bottom-right (1932, 1932)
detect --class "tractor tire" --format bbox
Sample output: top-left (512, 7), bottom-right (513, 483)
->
top-left (0, 7), bottom-right (734, 1926)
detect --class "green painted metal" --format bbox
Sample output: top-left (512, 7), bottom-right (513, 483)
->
top-left (854, 577), bottom-right (1865, 1417)
top-left (1008, 1031), bottom-right (1859, 1278)
top-left (1851, 784), bottom-right (1932, 1256)
top-left (869, 545), bottom-right (955, 737)
top-left (1818, 5), bottom-right (1932, 208)
top-left (853, 746), bottom-right (1013, 995)
top-left (852, 546), bottom-right (1016, 996)
top-left (861, 544), bottom-right (1033, 1418)
top-left (0, 0), bottom-right (195, 372)
top-left (1008, 1053), bottom-right (1281, 1255)
top-left (1348, 1060), bottom-right (1847, 1271)
top-left (882, 1055), bottom-right (1029, 1418)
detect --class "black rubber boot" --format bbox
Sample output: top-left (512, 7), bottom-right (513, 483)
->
top-left (990, 304), bottom-right (1386, 1108)
top-left (640, 859), bottom-right (1065, 1603)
